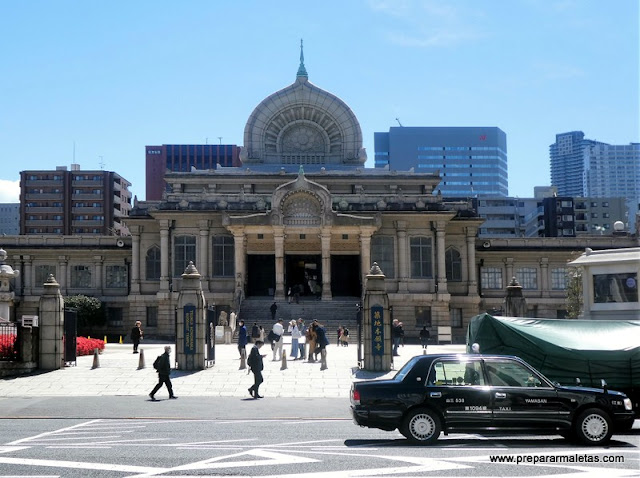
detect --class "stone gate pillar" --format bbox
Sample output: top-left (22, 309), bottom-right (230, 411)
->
top-left (39, 274), bottom-right (64, 370)
top-left (362, 263), bottom-right (392, 372)
top-left (175, 262), bottom-right (207, 370)
top-left (0, 248), bottom-right (19, 322)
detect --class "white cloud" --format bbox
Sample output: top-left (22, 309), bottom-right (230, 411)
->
top-left (0, 180), bottom-right (20, 203)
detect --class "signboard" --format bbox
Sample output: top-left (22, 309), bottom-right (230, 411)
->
top-left (371, 305), bottom-right (384, 355)
top-left (183, 304), bottom-right (196, 355)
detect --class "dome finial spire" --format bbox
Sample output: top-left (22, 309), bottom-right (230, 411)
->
top-left (296, 38), bottom-right (308, 79)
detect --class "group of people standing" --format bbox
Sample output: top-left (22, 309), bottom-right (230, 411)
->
top-left (336, 326), bottom-right (350, 346)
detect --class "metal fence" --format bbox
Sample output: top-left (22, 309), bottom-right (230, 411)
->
top-left (0, 322), bottom-right (19, 361)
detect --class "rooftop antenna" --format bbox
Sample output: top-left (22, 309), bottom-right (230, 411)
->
top-left (396, 118), bottom-right (403, 127)
top-left (218, 137), bottom-right (222, 145)
top-left (98, 156), bottom-right (104, 169)
top-left (205, 137), bottom-right (208, 144)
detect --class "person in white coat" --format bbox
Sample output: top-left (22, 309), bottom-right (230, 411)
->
top-left (288, 319), bottom-right (302, 360)
top-left (271, 319), bottom-right (284, 361)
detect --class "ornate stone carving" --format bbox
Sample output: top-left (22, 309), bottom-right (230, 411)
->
top-left (282, 192), bottom-right (322, 226)
top-left (281, 124), bottom-right (325, 153)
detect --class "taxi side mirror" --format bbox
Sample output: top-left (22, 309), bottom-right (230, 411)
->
top-left (416, 377), bottom-right (422, 382)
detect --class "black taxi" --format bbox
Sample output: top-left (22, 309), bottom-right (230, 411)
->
top-left (350, 354), bottom-right (635, 445)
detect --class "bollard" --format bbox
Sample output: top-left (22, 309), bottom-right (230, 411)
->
top-left (119, 336), bottom-right (123, 344)
top-left (91, 348), bottom-right (100, 369)
top-left (423, 349), bottom-right (427, 355)
top-left (104, 335), bottom-right (108, 344)
top-left (239, 349), bottom-right (247, 370)
top-left (137, 349), bottom-right (145, 370)
top-left (320, 349), bottom-right (328, 371)
top-left (281, 349), bottom-right (288, 371)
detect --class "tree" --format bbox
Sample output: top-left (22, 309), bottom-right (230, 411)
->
top-left (565, 267), bottom-right (583, 319)
top-left (64, 295), bottom-right (105, 332)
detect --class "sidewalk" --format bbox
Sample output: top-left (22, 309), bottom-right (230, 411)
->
top-left (0, 340), bottom-right (465, 399)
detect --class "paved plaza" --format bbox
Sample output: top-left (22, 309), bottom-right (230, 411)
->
top-left (0, 340), bottom-right (465, 399)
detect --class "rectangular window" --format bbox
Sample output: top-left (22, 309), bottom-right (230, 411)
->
top-left (593, 273), bottom-right (638, 303)
top-left (70, 265), bottom-right (92, 288)
top-left (450, 308), bottom-right (463, 328)
top-left (410, 237), bottom-right (433, 278)
top-left (371, 235), bottom-right (394, 278)
top-left (415, 306), bottom-right (432, 327)
top-left (106, 265), bottom-right (127, 288)
top-left (146, 306), bottom-right (158, 327)
top-left (107, 307), bottom-right (123, 327)
top-left (516, 267), bottom-right (538, 289)
top-left (551, 267), bottom-right (567, 290)
top-left (212, 236), bottom-right (235, 277)
top-left (173, 236), bottom-right (196, 277)
top-left (481, 267), bottom-right (503, 289)
top-left (35, 265), bottom-right (57, 285)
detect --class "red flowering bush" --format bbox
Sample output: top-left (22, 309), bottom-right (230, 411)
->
top-left (0, 332), bottom-right (18, 360)
top-left (76, 337), bottom-right (105, 356)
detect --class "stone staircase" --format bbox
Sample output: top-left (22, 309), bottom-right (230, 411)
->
top-left (238, 296), bottom-right (361, 342)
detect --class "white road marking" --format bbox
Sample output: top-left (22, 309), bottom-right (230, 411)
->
top-left (6, 420), bottom-right (102, 446)
top-left (0, 457), bottom-right (164, 474)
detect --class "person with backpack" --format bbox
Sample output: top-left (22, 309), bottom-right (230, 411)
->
top-left (247, 340), bottom-right (265, 399)
top-left (149, 346), bottom-right (177, 401)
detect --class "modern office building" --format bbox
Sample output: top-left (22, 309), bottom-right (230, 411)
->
top-left (550, 132), bottom-right (640, 205)
top-left (19, 165), bottom-right (132, 235)
top-left (145, 144), bottom-right (241, 200)
top-left (374, 126), bottom-right (508, 197)
top-left (0, 203), bottom-right (19, 235)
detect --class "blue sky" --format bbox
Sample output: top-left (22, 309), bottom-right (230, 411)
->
top-left (1, 0), bottom-right (638, 202)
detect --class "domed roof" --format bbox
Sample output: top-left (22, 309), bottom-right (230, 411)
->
top-left (241, 41), bottom-right (365, 167)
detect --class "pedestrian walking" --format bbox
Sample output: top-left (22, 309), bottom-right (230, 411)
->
top-left (419, 326), bottom-right (431, 350)
top-left (247, 340), bottom-right (265, 399)
top-left (149, 346), bottom-right (177, 400)
top-left (288, 319), bottom-right (301, 359)
top-left (340, 327), bottom-right (350, 346)
top-left (250, 322), bottom-right (260, 343)
top-left (131, 320), bottom-right (143, 354)
top-left (270, 302), bottom-right (278, 321)
top-left (287, 287), bottom-right (292, 304)
top-left (392, 319), bottom-right (403, 356)
top-left (269, 319), bottom-right (284, 361)
top-left (314, 320), bottom-right (330, 367)
top-left (336, 326), bottom-right (343, 346)
top-left (237, 320), bottom-right (248, 358)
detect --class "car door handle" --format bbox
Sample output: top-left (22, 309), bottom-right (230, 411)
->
top-left (430, 392), bottom-right (442, 398)
top-left (495, 392), bottom-right (507, 399)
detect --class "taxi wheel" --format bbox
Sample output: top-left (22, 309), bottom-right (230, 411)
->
top-left (574, 408), bottom-right (612, 445)
top-left (401, 408), bottom-right (441, 445)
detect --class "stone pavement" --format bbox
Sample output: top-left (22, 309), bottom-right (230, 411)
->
top-left (0, 340), bottom-right (466, 399)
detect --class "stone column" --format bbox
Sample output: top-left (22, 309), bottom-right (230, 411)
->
top-left (130, 225), bottom-right (141, 294)
top-left (58, 255), bottom-right (68, 295)
top-left (435, 220), bottom-right (447, 294)
top-left (273, 227), bottom-right (285, 301)
top-left (198, 220), bottom-right (209, 291)
top-left (160, 219), bottom-right (170, 291)
top-left (39, 275), bottom-right (64, 370)
top-left (321, 230), bottom-right (332, 300)
top-left (23, 255), bottom-right (32, 296)
top-left (93, 255), bottom-right (103, 295)
top-left (362, 263), bottom-right (391, 372)
top-left (466, 227), bottom-right (478, 295)
top-left (395, 221), bottom-right (408, 292)
top-left (540, 258), bottom-right (549, 298)
top-left (175, 262), bottom-right (207, 370)
top-left (359, 230), bottom-right (372, 291)
top-left (232, 230), bottom-right (246, 303)
top-left (504, 257), bottom-right (514, 286)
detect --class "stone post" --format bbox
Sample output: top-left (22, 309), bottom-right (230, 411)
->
top-left (362, 262), bottom-right (392, 372)
top-left (39, 274), bottom-right (65, 370)
top-left (504, 277), bottom-right (527, 317)
top-left (175, 262), bottom-right (207, 370)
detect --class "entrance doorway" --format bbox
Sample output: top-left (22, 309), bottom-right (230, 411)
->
top-left (331, 255), bottom-right (361, 297)
top-left (286, 254), bottom-right (321, 300)
top-left (246, 255), bottom-right (275, 296)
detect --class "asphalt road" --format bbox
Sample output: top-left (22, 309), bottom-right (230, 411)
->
top-left (1, 397), bottom-right (638, 477)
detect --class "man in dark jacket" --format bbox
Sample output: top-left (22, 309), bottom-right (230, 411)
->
top-left (237, 320), bottom-right (248, 358)
top-left (270, 302), bottom-right (278, 321)
top-left (131, 321), bottom-right (143, 354)
top-left (247, 340), bottom-right (265, 398)
top-left (149, 346), bottom-right (177, 400)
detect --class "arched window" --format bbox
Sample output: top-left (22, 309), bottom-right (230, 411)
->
top-left (146, 246), bottom-right (161, 280)
top-left (445, 248), bottom-right (462, 281)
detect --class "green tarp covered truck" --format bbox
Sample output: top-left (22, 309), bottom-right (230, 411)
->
top-left (466, 313), bottom-right (640, 421)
